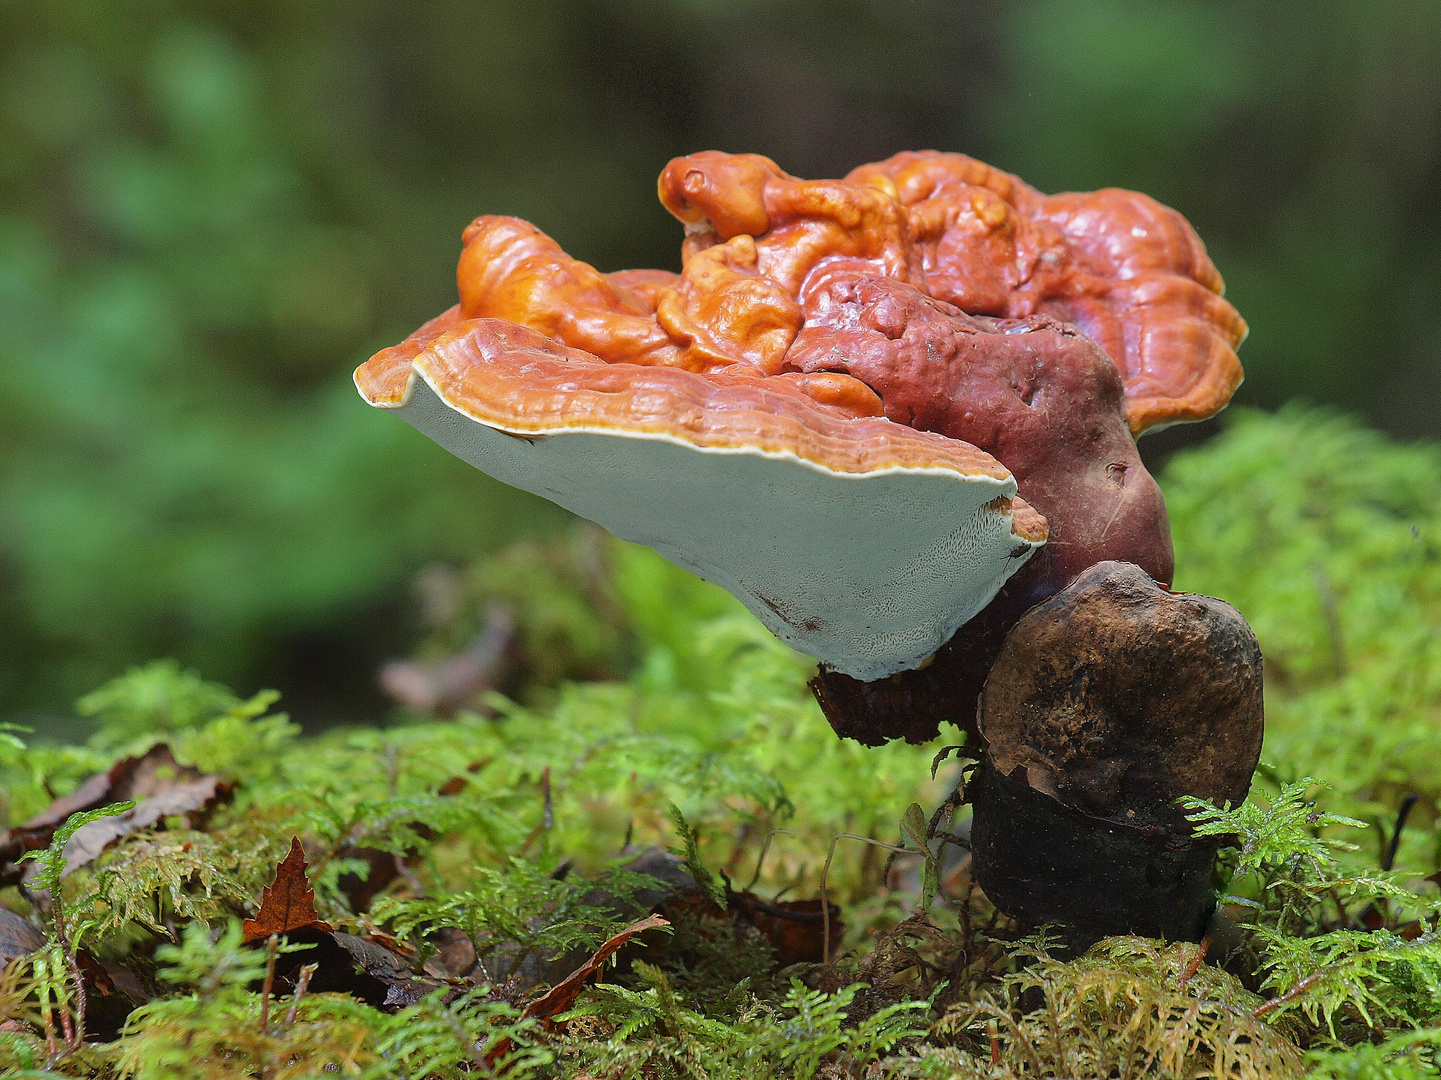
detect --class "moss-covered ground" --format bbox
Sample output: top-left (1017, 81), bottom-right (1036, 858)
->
top-left (1, 406), bottom-right (1440, 1078)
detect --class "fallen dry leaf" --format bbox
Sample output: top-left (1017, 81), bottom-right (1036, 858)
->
top-left (424, 926), bottom-right (479, 980)
top-left (54, 775), bottom-right (232, 879)
top-left (76, 947), bottom-right (150, 1042)
top-left (523, 914), bottom-right (669, 1028)
top-left (266, 927), bottom-right (444, 1008)
top-left (0, 907), bottom-right (44, 963)
top-left (332, 931), bottom-right (441, 1007)
top-left (485, 914), bottom-right (669, 1066)
top-left (732, 893), bottom-right (839, 967)
top-left (2, 745), bottom-right (199, 880)
top-left (243, 837), bottom-right (332, 944)
top-left (657, 881), bottom-right (841, 967)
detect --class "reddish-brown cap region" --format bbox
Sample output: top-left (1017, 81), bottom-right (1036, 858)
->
top-left (357, 147), bottom-right (1245, 700)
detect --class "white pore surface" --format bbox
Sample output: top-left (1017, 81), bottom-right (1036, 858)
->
top-left (393, 377), bottom-right (1041, 681)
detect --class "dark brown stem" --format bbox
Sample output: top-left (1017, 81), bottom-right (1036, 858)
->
top-left (1176, 937), bottom-right (1209, 990)
top-left (64, 947), bottom-right (85, 1052)
top-left (1384, 794), bottom-right (1421, 871)
top-left (970, 563), bottom-right (1263, 949)
top-left (745, 828), bottom-right (798, 891)
top-left (517, 766), bottom-right (554, 855)
top-left (820, 833), bottom-right (910, 963)
top-left (56, 986), bottom-right (74, 1051)
top-left (260, 935), bottom-right (278, 1037)
top-left (1253, 970), bottom-right (1326, 1018)
top-left (284, 963), bottom-right (317, 1028)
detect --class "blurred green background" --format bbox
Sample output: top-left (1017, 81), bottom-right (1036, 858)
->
top-left (2, 0), bottom-right (1438, 729)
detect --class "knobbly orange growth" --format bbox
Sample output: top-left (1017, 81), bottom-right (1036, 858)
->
top-left (356, 148), bottom-right (1245, 739)
top-left (419, 149), bottom-right (1243, 434)
top-left (243, 836), bottom-right (331, 944)
top-left (848, 151), bottom-right (1246, 433)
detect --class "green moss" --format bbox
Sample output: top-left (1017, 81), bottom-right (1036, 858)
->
top-left (1165, 407), bottom-right (1441, 851)
top-left (3, 408), bottom-right (1441, 1076)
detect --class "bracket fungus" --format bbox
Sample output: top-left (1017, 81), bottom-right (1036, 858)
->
top-left (357, 316), bottom-right (1045, 680)
top-left (358, 148), bottom-right (1256, 941)
top-left (358, 149), bottom-right (1241, 689)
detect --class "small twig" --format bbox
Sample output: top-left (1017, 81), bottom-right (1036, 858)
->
top-left (988, 1018), bottom-right (1000, 1067)
top-left (1253, 969), bottom-right (1327, 1018)
top-left (820, 833), bottom-right (912, 963)
top-left (1176, 937), bottom-right (1209, 991)
top-left (518, 767), bottom-right (554, 855)
top-left (1384, 794), bottom-right (1421, 872)
top-left (284, 963), bottom-right (317, 1027)
top-left (63, 947), bottom-right (85, 1052)
top-left (394, 853), bottom-right (428, 898)
top-left (385, 743), bottom-right (400, 797)
top-left (260, 935), bottom-right (278, 1037)
top-left (745, 829), bottom-right (799, 891)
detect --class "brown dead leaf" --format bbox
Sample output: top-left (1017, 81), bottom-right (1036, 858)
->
top-left (52, 775), bottom-right (233, 880)
top-left (523, 914), bottom-right (669, 1028)
top-left (0, 907), bottom-right (44, 963)
top-left (2, 746), bottom-right (208, 870)
top-left (243, 837), bottom-right (332, 944)
top-left (76, 947), bottom-right (150, 1042)
top-left (658, 882), bottom-right (841, 967)
top-left (257, 925), bottom-right (447, 1010)
top-left (485, 914), bottom-right (669, 1066)
top-left (420, 926), bottom-right (478, 980)
top-left (6, 745), bottom-right (233, 887)
top-left (733, 894), bottom-right (839, 967)
top-left (334, 932), bottom-right (442, 1007)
